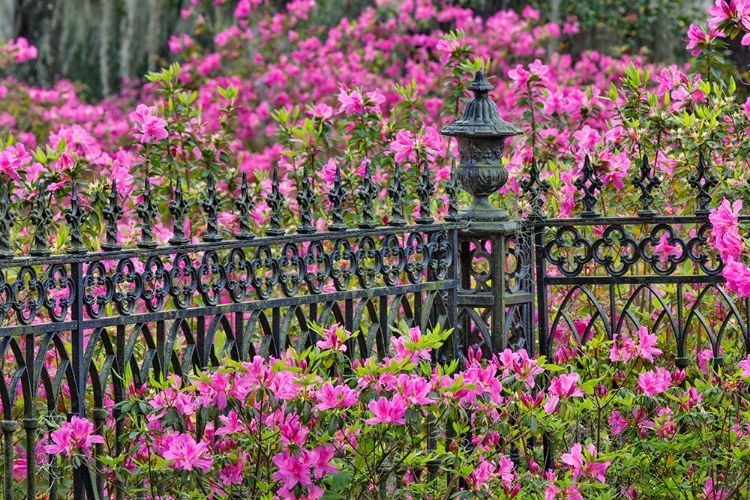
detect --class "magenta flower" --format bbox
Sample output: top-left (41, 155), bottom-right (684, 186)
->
top-left (7, 37), bottom-right (37, 63)
top-left (611, 327), bottom-right (662, 363)
top-left (215, 410), bottom-right (243, 436)
top-left (337, 87), bottom-right (385, 115)
top-left (314, 382), bottom-right (358, 411)
top-left (722, 260), bottom-right (750, 297)
top-left (686, 24), bottom-right (724, 56)
top-left (45, 416), bottom-right (104, 459)
top-left (652, 233), bottom-right (682, 264)
top-left (272, 450), bottom-right (313, 490)
top-left (161, 433), bottom-right (213, 472)
top-left (435, 38), bottom-right (459, 65)
top-left (220, 460), bottom-right (244, 485)
top-left (561, 443), bottom-right (610, 483)
top-left (608, 410), bottom-right (628, 435)
top-left (544, 372), bottom-right (584, 413)
top-left (708, 0), bottom-right (750, 32)
top-left (637, 368), bottom-right (672, 397)
top-left (366, 394), bottom-right (407, 425)
top-left (308, 445), bottom-right (338, 479)
top-left (129, 104), bottom-right (168, 144)
top-left (739, 354), bottom-right (750, 377)
top-left (703, 476), bottom-right (729, 500)
top-left (316, 324), bottom-right (350, 352)
top-left (710, 198), bottom-right (744, 262)
top-left (636, 326), bottom-right (662, 362)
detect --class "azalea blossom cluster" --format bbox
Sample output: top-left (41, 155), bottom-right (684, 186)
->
top-left (0, 37), bottom-right (37, 68)
top-left (26, 318), bottom-right (750, 499)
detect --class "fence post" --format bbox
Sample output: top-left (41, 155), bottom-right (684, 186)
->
top-left (441, 71), bottom-right (533, 356)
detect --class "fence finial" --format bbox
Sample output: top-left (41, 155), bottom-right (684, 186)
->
top-left (574, 155), bottom-right (603, 218)
top-left (297, 163), bottom-right (317, 234)
top-left (520, 157), bottom-right (550, 218)
top-left (101, 181), bottom-right (122, 251)
top-left (65, 181), bottom-right (88, 254)
top-left (0, 180), bottom-right (16, 259)
top-left (632, 154), bottom-right (661, 217)
top-left (202, 173), bottom-right (223, 242)
top-left (235, 172), bottom-right (255, 240)
top-left (415, 156), bottom-right (435, 224)
top-left (137, 177), bottom-right (158, 249)
top-left (388, 163), bottom-right (407, 226)
top-left (688, 151), bottom-right (718, 216)
top-left (444, 159), bottom-right (460, 222)
top-left (30, 191), bottom-right (53, 256)
top-left (169, 177), bottom-right (190, 245)
top-left (328, 162), bottom-right (347, 232)
top-left (358, 161), bottom-right (377, 229)
top-left (266, 164), bottom-right (286, 236)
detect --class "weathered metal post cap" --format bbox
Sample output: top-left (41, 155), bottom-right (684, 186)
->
top-left (441, 71), bottom-right (522, 138)
top-left (441, 70), bottom-right (522, 222)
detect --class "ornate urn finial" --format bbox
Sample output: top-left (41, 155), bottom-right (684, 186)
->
top-left (440, 70), bottom-right (522, 221)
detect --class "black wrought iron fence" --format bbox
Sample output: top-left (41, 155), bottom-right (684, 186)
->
top-left (0, 149), bottom-right (461, 498)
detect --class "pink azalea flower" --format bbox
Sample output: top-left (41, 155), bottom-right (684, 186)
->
top-left (708, 0), bottom-right (750, 32)
top-left (129, 104), bottom-right (168, 144)
top-left (272, 450), bottom-right (313, 490)
top-left (561, 443), bottom-right (610, 483)
top-left (722, 260), bottom-right (750, 297)
top-left (308, 445), bottom-right (338, 479)
top-left (544, 372), bottom-right (584, 413)
top-left (608, 410), bottom-right (628, 435)
top-left (738, 354), bottom-right (750, 377)
top-left (637, 367), bottom-right (672, 397)
top-left (686, 24), bottom-right (724, 56)
top-left (316, 324), bottom-right (349, 352)
top-left (215, 410), bottom-right (243, 436)
top-left (703, 476), bottom-right (729, 500)
top-left (314, 382), bottom-right (358, 411)
top-left (161, 433), bottom-right (213, 472)
top-left (709, 198), bottom-right (743, 262)
top-left (45, 416), bottom-right (104, 459)
top-left (220, 460), bottom-right (244, 484)
top-left (637, 326), bottom-right (663, 362)
top-left (652, 233), bottom-right (682, 264)
top-left (366, 394), bottom-right (407, 425)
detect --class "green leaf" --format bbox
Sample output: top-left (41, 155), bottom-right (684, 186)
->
top-left (330, 470), bottom-right (354, 491)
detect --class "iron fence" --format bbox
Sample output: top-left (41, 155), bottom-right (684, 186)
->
top-left (0, 154), bottom-right (461, 498)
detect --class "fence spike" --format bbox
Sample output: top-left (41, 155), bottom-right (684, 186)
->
top-left (0, 179), bottom-right (16, 258)
top-left (358, 161), bottom-right (377, 229)
top-left (296, 163), bottom-right (317, 234)
top-left (520, 157), bottom-right (551, 218)
top-left (444, 159), bottom-right (460, 222)
top-left (65, 181), bottom-right (88, 254)
top-left (688, 151), bottom-right (718, 216)
top-left (415, 156), bottom-right (435, 224)
top-left (29, 191), bottom-right (53, 257)
top-left (632, 154), bottom-right (661, 217)
top-left (168, 177), bottom-right (190, 245)
top-left (136, 177), bottom-right (158, 249)
top-left (388, 162), bottom-right (407, 226)
top-left (202, 172), bottom-right (223, 242)
top-left (101, 181), bottom-right (123, 251)
top-left (327, 162), bottom-right (347, 232)
top-left (266, 164), bottom-right (286, 236)
top-left (235, 172), bottom-right (255, 240)
top-left (574, 155), bottom-right (603, 218)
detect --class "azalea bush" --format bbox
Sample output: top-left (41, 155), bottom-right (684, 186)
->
top-left (32, 320), bottom-right (750, 500)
